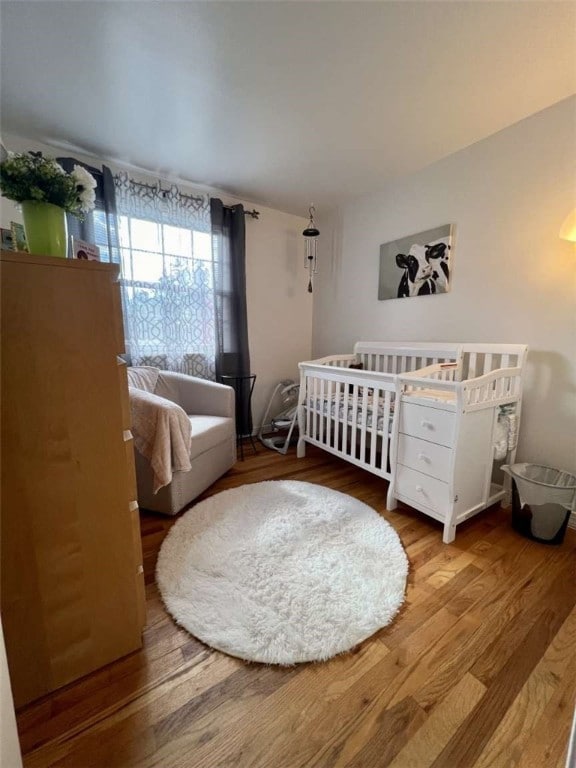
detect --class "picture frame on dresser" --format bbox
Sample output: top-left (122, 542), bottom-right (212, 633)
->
top-left (0, 227), bottom-right (13, 249)
top-left (10, 221), bottom-right (27, 251)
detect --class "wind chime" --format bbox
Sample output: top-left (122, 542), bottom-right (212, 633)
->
top-left (302, 204), bottom-right (319, 293)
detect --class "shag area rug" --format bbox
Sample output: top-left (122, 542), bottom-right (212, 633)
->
top-left (156, 480), bottom-right (408, 664)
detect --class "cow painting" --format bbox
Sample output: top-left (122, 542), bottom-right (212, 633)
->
top-left (395, 241), bottom-right (450, 298)
top-left (378, 225), bottom-right (454, 301)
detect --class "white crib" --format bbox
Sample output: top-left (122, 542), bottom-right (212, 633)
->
top-left (297, 342), bottom-right (528, 542)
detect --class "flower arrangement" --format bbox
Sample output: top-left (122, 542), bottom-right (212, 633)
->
top-left (0, 151), bottom-right (97, 219)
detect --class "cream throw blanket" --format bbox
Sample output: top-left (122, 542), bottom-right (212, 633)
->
top-left (129, 382), bottom-right (192, 494)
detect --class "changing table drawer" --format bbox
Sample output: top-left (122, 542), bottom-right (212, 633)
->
top-left (397, 434), bottom-right (452, 482)
top-left (399, 402), bottom-right (456, 447)
top-left (396, 465), bottom-right (450, 514)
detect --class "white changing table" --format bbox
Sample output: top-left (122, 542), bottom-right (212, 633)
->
top-left (389, 369), bottom-right (522, 544)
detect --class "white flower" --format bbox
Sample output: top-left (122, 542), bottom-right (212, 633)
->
top-left (78, 187), bottom-right (96, 212)
top-left (72, 164), bottom-right (97, 190)
top-left (52, 161), bottom-right (66, 174)
top-left (71, 164), bottom-right (97, 212)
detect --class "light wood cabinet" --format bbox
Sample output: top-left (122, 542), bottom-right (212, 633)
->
top-left (0, 251), bottom-right (145, 707)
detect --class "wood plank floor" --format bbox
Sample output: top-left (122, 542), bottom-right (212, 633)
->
top-left (16, 445), bottom-right (576, 768)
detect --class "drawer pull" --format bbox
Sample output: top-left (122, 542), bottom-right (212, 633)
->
top-left (416, 485), bottom-right (424, 493)
top-left (421, 420), bottom-right (434, 429)
top-left (417, 452), bottom-right (430, 463)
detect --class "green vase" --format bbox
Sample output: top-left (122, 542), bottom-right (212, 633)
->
top-left (21, 201), bottom-right (68, 258)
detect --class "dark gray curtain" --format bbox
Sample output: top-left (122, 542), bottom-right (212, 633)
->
top-left (56, 157), bottom-right (120, 263)
top-left (211, 198), bottom-right (252, 436)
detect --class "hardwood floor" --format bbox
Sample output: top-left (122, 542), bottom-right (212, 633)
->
top-left (16, 445), bottom-right (576, 768)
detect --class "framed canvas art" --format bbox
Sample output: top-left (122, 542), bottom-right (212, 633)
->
top-left (378, 224), bottom-right (454, 301)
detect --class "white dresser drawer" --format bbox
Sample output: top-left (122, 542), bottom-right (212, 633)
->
top-left (396, 465), bottom-right (450, 514)
top-left (397, 434), bottom-right (452, 482)
top-left (399, 402), bottom-right (456, 447)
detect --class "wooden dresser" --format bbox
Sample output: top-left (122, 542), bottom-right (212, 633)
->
top-left (0, 251), bottom-right (145, 707)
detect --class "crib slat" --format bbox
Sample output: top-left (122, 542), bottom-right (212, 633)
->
top-left (370, 388), bottom-right (379, 468)
top-left (325, 379), bottom-right (332, 447)
top-left (333, 381), bottom-right (341, 451)
top-left (360, 386), bottom-right (368, 462)
top-left (484, 353), bottom-right (493, 375)
top-left (310, 376), bottom-right (315, 441)
top-left (313, 377), bottom-right (319, 441)
top-left (306, 376), bottom-right (311, 438)
top-left (381, 390), bottom-right (391, 470)
top-left (342, 379), bottom-right (350, 455)
top-left (319, 378), bottom-right (325, 444)
top-left (350, 385), bottom-right (359, 460)
top-left (468, 353), bottom-right (477, 379)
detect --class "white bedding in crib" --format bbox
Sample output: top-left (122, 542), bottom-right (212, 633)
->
top-left (307, 392), bottom-right (515, 455)
top-left (307, 393), bottom-right (394, 434)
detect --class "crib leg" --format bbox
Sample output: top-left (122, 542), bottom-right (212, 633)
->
top-left (386, 484), bottom-right (397, 511)
top-left (297, 438), bottom-right (306, 458)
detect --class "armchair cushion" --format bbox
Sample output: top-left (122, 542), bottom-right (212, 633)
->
top-left (189, 416), bottom-right (232, 461)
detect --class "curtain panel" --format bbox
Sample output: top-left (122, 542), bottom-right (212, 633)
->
top-left (210, 198), bottom-right (253, 436)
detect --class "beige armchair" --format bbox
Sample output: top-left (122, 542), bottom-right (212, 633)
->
top-left (132, 370), bottom-right (236, 515)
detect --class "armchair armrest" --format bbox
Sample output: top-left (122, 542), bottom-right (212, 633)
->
top-left (156, 371), bottom-right (235, 418)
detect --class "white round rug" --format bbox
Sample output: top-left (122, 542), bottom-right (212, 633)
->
top-left (156, 480), bottom-right (408, 664)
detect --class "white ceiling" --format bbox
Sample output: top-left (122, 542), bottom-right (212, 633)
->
top-left (1, 1), bottom-right (575, 215)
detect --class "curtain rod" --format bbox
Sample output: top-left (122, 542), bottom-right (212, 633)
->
top-left (124, 177), bottom-right (206, 205)
top-left (122, 176), bottom-right (260, 219)
top-left (224, 205), bottom-right (260, 220)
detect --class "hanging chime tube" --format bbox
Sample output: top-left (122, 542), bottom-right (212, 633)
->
top-left (303, 204), bottom-right (319, 293)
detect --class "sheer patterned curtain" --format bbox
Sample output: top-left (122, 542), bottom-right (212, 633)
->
top-left (113, 172), bottom-right (216, 379)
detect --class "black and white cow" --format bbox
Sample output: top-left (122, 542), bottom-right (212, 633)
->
top-left (396, 241), bottom-right (450, 298)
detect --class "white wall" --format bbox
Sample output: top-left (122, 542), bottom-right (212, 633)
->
top-left (0, 134), bottom-right (313, 429)
top-left (313, 97), bottom-right (576, 472)
top-left (245, 206), bottom-right (312, 427)
top-left (0, 620), bottom-right (23, 768)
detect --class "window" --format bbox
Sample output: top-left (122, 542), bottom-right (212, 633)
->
top-left (114, 214), bottom-right (216, 379)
